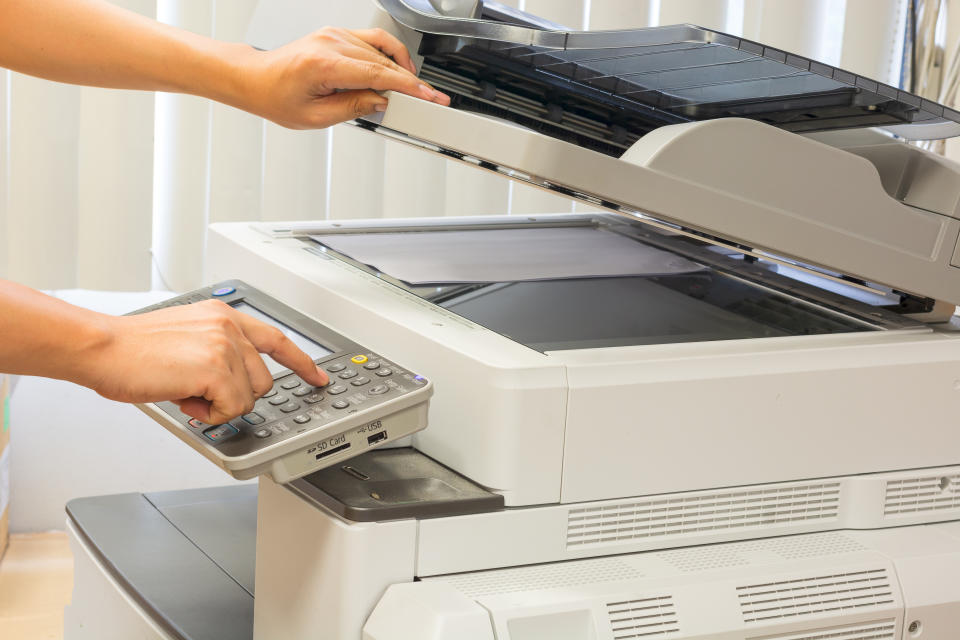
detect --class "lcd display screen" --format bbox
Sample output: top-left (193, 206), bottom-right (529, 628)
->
top-left (232, 302), bottom-right (333, 374)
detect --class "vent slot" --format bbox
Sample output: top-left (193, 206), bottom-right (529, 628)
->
top-left (748, 619), bottom-right (896, 640)
top-left (738, 569), bottom-right (894, 623)
top-left (884, 473), bottom-right (960, 515)
top-left (567, 483), bottom-right (841, 548)
top-left (608, 596), bottom-right (679, 639)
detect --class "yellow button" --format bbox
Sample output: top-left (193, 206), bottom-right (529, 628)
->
top-left (351, 355), bottom-right (368, 364)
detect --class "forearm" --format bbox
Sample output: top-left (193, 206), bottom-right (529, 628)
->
top-left (0, 0), bottom-right (251, 103)
top-left (0, 280), bottom-right (110, 387)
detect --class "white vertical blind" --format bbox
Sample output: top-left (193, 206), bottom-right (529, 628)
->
top-left (0, 0), bottom-right (923, 293)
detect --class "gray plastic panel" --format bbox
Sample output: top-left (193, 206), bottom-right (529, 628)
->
top-left (66, 487), bottom-right (256, 640)
top-left (291, 447), bottom-right (504, 522)
top-left (145, 485), bottom-right (258, 595)
top-left (381, 0), bottom-right (960, 146)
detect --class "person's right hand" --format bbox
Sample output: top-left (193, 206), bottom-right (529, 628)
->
top-left (230, 26), bottom-right (451, 129)
top-left (85, 300), bottom-right (330, 425)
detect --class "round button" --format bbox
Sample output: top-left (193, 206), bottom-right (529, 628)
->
top-left (327, 363), bottom-right (346, 373)
top-left (212, 286), bottom-right (236, 297)
top-left (376, 369), bottom-right (393, 377)
top-left (363, 361), bottom-right (381, 370)
top-left (293, 414), bottom-right (311, 424)
top-left (332, 400), bottom-right (350, 410)
top-left (351, 355), bottom-right (368, 364)
top-left (253, 428), bottom-right (272, 439)
top-left (281, 379), bottom-right (301, 390)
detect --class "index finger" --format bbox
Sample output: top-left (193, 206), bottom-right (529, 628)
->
top-left (231, 312), bottom-right (330, 388)
top-left (349, 27), bottom-right (418, 74)
top-left (326, 57), bottom-right (450, 105)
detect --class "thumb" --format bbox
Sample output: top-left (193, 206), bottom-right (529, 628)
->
top-left (317, 90), bottom-right (388, 126)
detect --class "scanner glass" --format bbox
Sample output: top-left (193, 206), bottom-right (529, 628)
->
top-left (310, 222), bottom-right (877, 353)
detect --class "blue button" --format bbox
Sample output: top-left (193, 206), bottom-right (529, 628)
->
top-left (212, 286), bottom-right (236, 297)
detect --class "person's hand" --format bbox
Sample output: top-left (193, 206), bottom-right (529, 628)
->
top-left (230, 26), bottom-right (451, 129)
top-left (85, 300), bottom-right (330, 425)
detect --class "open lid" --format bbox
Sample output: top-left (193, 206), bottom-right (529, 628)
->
top-left (382, 0), bottom-right (960, 152)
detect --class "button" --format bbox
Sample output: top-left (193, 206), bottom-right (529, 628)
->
top-left (212, 286), bottom-right (236, 297)
top-left (376, 369), bottom-right (393, 377)
top-left (262, 388), bottom-right (278, 398)
top-left (327, 363), bottom-right (346, 373)
top-left (327, 385), bottom-right (347, 395)
top-left (281, 379), bottom-right (301, 390)
top-left (188, 418), bottom-right (208, 429)
top-left (369, 385), bottom-right (389, 395)
top-left (338, 370), bottom-right (358, 380)
top-left (351, 355), bottom-right (368, 364)
top-left (253, 428), bottom-right (272, 439)
top-left (303, 393), bottom-right (324, 404)
top-left (242, 412), bottom-right (265, 425)
top-left (351, 376), bottom-right (371, 387)
top-left (332, 400), bottom-right (350, 410)
top-left (292, 386), bottom-right (313, 397)
top-left (203, 424), bottom-right (238, 442)
top-left (363, 361), bottom-right (381, 370)
top-left (280, 402), bottom-right (300, 413)
top-left (293, 414), bottom-right (311, 425)
top-left (268, 395), bottom-right (288, 406)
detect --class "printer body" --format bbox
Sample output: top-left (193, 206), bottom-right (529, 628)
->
top-left (68, 1), bottom-right (960, 639)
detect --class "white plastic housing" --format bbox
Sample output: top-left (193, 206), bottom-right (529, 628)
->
top-left (208, 220), bottom-right (960, 507)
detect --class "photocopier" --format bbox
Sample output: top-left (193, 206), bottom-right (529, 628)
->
top-left (64, 2), bottom-right (960, 639)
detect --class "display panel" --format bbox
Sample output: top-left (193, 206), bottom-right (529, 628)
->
top-left (232, 302), bottom-right (333, 373)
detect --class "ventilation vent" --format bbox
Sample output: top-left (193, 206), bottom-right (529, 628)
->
top-left (738, 569), bottom-right (894, 623)
top-left (748, 619), bottom-right (896, 640)
top-left (884, 473), bottom-right (960, 516)
top-left (656, 532), bottom-right (865, 573)
top-left (567, 482), bottom-right (840, 548)
top-left (427, 557), bottom-right (642, 598)
top-left (608, 596), bottom-right (679, 639)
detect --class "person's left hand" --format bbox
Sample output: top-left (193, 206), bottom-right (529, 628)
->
top-left (229, 26), bottom-right (450, 129)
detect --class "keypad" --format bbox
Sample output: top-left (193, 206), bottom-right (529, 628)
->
top-left (190, 351), bottom-right (413, 450)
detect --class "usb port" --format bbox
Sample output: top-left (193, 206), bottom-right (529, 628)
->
top-left (316, 443), bottom-right (351, 460)
top-left (367, 431), bottom-right (388, 446)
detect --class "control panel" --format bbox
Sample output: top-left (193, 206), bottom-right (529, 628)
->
top-left (132, 280), bottom-right (433, 482)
